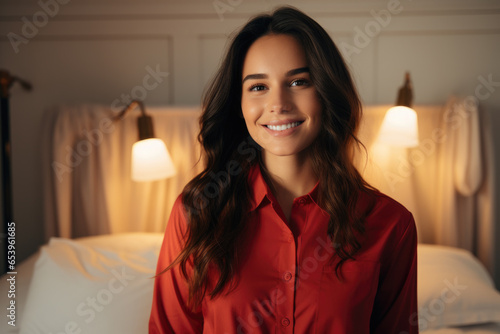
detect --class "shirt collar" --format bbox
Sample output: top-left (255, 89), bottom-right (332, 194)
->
top-left (248, 164), bottom-right (320, 211)
top-left (249, 164), bottom-right (269, 211)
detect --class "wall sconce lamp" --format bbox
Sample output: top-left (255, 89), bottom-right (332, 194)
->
top-left (115, 100), bottom-right (176, 182)
top-left (378, 72), bottom-right (419, 147)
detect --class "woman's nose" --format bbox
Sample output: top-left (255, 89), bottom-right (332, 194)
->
top-left (267, 87), bottom-right (291, 113)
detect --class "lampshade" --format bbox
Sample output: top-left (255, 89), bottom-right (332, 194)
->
top-left (131, 138), bottom-right (176, 181)
top-left (115, 99), bottom-right (177, 182)
top-left (378, 106), bottom-right (419, 147)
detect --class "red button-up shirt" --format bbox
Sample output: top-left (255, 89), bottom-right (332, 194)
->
top-left (149, 165), bottom-right (418, 333)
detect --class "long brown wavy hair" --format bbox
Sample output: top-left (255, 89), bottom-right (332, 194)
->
top-left (161, 6), bottom-right (375, 310)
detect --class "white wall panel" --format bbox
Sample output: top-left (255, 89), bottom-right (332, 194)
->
top-left (333, 33), bottom-right (378, 104)
top-left (199, 35), bottom-right (229, 95)
top-left (377, 33), bottom-right (500, 105)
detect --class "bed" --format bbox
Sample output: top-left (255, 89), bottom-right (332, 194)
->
top-left (1, 100), bottom-right (498, 333)
top-left (1, 234), bottom-right (499, 333)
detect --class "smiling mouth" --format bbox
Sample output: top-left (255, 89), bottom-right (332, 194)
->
top-left (265, 121), bottom-right (303, 131)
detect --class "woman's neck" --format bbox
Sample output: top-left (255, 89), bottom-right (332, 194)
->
top-left (262, 151), bottom-right (318, 221)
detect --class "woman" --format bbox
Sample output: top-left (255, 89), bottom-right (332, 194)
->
top-left (149, 6), bottom-right (418, 334)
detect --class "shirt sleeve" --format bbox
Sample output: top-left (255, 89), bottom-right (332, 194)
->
top-left (149, 195), bottom-right (204, 334)
top-left (371, 213), bottom-right (419, 334)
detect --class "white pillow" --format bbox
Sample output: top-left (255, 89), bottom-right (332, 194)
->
top-left (417, 244), bottom-right (500, 331)
top-left (20, 233), bottom-right (163, 334)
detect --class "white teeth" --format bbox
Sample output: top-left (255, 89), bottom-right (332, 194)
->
top-left (266, 122), bottom-right (301, 131)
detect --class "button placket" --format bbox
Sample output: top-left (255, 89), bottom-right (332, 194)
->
top-left (281, 317), bottom-right (290, 327)
top-left (276, 231), bottom-right (295, 333)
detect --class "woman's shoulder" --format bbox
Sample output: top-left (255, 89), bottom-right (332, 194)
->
top-left (171, 193), bottom-right (199, 220)
top-left (357, 189), bottom-right (417, 261)
top-left (371, 190), bottom-right (411, 216)
top-left (166, 194), bottom-right (190, 231)
top-left (359, 189), bottom-right (415, 232)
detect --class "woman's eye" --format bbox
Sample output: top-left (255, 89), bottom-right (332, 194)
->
top-left (249, 84), bottom-right (266, 91)
top-left (290, 79), bottom-right (310, 87)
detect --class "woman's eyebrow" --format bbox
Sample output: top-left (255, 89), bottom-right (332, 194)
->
top-left (286, 67), bottom-right (309, 77)
top-left (242, 73), bottom-right (267, 84)
top-left (242, 67), bottom-right (310, 84)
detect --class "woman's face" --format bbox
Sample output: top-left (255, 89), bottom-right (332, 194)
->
top-left (241, 34), bottom-right (322, 159)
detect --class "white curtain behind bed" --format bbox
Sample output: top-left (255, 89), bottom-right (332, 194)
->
top-left (42, 105), bottom-right (202, 239)
top-left (356, 97), bottom-right (496, 281)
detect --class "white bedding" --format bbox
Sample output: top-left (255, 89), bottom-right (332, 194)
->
top-left (1, 233), bottom-right (499, 334)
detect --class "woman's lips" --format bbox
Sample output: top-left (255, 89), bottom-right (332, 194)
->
top-left (262, 120), bottom-right (304, 136)
top-left (266, 121), bottom-right (302, 131)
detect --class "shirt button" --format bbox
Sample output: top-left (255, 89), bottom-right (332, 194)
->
top-left (281, 317), bottom-right (290, 327)
top-left (283, 272), bottom-right (292, 281)
top-left (298, 198), bottom-right (306, 205)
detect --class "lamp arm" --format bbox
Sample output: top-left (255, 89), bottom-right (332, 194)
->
top-left (395, 72), bottom-right (413, 108)
top-left (0, 70), bottom-right (32, 98)
top-left (114, 99), bottom-right (155, 140)
top-left (114, 99), bottom-right (147, 120)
